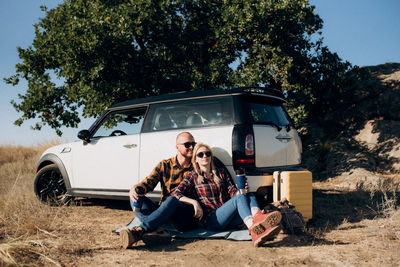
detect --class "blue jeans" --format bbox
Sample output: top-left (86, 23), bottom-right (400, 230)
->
top-left (131, 195), bottom-right (197, 232)
top-left (205, 193), bottom-right (259, 231)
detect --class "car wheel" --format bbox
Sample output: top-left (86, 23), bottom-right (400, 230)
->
top-left (34, 164), bottom-right (71, 206)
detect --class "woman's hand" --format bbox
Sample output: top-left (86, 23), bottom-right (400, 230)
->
top-left (245, 182), bottom-right (249, 193)
top-left (178, 196), bottom-right (204, 220)
top-left (235, 182), bottom-right (250, 195)
top-left (192, 200), bottom-right (204, 220)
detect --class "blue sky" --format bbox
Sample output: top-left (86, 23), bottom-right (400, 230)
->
top-left (1, 0), bottom-right (399, 146)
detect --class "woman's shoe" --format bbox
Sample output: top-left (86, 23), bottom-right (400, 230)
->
top-left (250, 225), bottom-right (282, 247)
top-left (250, 210), bottom-right (282, 235)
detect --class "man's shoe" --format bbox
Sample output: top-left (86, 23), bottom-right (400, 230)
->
top-left (120, 227), bottom-right (144, 249)
top-left (250, 210), bottom-right (282, 235)
top-left (250, 225), bottom-right (282, 247)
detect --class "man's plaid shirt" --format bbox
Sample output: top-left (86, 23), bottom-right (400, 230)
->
top-left (172, 168), bottom-right (238, 221)
top-left (137, 156), bottom-right (192, 203)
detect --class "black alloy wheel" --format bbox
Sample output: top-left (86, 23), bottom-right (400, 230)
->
top-left (34, 164), bottom-right (71, 206)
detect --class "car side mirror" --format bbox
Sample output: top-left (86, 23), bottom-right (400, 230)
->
top-left (77, 129), bottom-right (91, 143)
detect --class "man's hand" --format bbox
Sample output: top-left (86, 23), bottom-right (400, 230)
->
top-left (129, 185), bottom-right (139, 202)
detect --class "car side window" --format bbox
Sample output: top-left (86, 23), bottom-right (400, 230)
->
top-left (92, 108), bottom-right (146, 138)
top-left (142, 97), bottom-right (233, 132)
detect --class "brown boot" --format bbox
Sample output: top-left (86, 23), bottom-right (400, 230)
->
top-left (250, 210), bottom-right (282, 235)
top-left (250, 225), bottom-right (282, 247)
top-left (120, 227), bottom-right (144, 249)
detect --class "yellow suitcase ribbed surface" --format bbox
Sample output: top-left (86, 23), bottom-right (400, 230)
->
top-left (279, 171), bottom-right (313, 221)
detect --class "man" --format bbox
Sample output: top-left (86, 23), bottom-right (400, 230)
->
top-left (120, 132), bottom-right (198, 248)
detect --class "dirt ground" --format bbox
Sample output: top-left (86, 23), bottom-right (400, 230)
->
top-left (0, 143), bottom-right (399, 266)
top-left (5, 183), bottom-right (398, 267)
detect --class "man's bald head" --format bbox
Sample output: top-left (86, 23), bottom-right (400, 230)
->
top-left (176, 132), bottom-right (194, 144)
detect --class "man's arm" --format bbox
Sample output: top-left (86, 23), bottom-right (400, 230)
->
top-left (129, 161), bottom-right (164, 202)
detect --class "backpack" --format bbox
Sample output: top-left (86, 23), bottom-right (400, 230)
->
top-left (265, 198), bottom-right (306, 234)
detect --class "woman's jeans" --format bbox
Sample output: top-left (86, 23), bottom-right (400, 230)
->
top-left (205, 193), bottom-right (259, 231)
top-left (131, 196), bottom-right (197, 232)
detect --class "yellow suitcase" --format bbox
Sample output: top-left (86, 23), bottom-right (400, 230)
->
top-left (273, 170), bottom-right (313, 221)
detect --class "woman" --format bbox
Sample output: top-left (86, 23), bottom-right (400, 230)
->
top-left (172, 143), bottom-right (282, 247)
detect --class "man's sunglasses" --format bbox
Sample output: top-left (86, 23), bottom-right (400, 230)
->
top-left (180, 142), bottom-right (197, 148)
top-left (197, 151), bottom-right (212, 158)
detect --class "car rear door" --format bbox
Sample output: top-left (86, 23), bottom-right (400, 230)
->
top-left (242, 96), bottom-right (301, 168)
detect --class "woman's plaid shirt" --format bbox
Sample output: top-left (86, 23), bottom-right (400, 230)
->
top-left (137, 156), bottom-right (192, 203)
top-left (173, 168), bottom-right (238, 221)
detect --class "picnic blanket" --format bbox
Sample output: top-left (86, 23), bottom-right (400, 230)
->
top-left (114, 217), bottom-right (252, 241)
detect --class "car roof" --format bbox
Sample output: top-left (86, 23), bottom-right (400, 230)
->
top-left (109, 87), bottom-right (285, 110)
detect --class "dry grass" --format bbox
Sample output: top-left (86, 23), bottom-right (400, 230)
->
top-left (0, 142), bottom-right (68, 266)
top-left (0, 143), bottom-right (399, 266)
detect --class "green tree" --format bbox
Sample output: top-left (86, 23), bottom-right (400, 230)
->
top-left (5, 0), bottom-right (355, 135)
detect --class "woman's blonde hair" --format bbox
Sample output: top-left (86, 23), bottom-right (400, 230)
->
top-left (192, 143), bottom-right (220, 184)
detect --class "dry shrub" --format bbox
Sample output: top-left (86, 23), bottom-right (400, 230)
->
top-left (356, 176), bottom-right (400, 218)
top-left (0, 146), bottom-right (37, 167)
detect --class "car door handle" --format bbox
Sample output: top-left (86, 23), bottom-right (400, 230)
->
top-left (123, 144), bottom-right (137, 149)
top-left (275, 135), bottom-right (292, 140)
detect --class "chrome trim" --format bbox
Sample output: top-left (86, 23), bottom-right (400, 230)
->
top-left (61, 147), bottom-right (71, 153)
top-left (123, 144), bottom-right (137, 149)
top-left (275, 135), bottom-right (292, 140)
top-left (69, 188), bottom-right (162, 202)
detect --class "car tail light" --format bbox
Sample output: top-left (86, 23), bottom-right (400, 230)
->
top-left (245, 134), bottom-right (254, 156)
top-left (232, 125), bottom-right (255, 168)
top-left (236, 159), bottom-right (255, 164)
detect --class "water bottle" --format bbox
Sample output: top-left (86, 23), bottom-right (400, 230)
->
top-left (133, 186), bottom-right (145, 212)
top-left (235, 168), bottom-right (247, 194)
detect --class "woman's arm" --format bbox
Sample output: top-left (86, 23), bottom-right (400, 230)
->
top-left (220, 168), bottom-right (239, 197)
top-left (172, 172), bottom-right (203, 219)
top-left (172, 173), bottom-right (194, 199)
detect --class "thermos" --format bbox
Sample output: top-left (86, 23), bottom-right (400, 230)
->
top-left (133, 186), bottom-right (145, 212)
top-left (235, 168), bottom-right (247, 194)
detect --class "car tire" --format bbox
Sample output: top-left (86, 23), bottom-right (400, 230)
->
top-left (34, 163), bottom-right (71, 206)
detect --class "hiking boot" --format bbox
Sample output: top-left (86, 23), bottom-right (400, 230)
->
top-left (250, 210), bottom-right (282, 235)
top-left (250, 225), bottom-right (282, 247)
top-left (120, 227), bottom-right (144, 249)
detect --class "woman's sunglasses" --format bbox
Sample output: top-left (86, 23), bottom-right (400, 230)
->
top-left (180, 142), bottom-right (197, 148)
top-left (197, 151), bottom-right (212, 158)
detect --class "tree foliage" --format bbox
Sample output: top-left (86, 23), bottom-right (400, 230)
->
top-left (5, 0), bottom-right (356, 135)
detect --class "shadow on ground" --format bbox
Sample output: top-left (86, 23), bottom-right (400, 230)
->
top-left (71, 198), bottom-right (132, 211)
top-left (310, 188), bottom-right (399, 233)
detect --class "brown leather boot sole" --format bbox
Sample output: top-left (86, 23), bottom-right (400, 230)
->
top-left (253, 225), bottom-right (282, 247)
top-left (251, 211), bottom-right (282, 235)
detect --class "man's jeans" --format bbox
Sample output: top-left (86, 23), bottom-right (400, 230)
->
top-left (205, 193), bottom-right (259, 231)
top-left (130, 195), bottom-right (196, 232)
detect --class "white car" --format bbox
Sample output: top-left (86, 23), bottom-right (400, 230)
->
top-left (34, 87), bottom-right (302, 205)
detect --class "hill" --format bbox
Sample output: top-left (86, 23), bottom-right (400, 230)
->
top-left (301, 62), bottom-right (400, 189)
